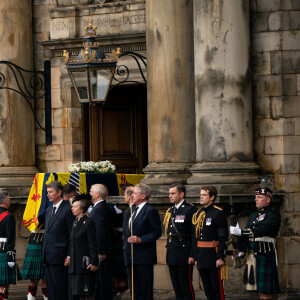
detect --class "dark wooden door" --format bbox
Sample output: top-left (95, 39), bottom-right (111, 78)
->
top-left (82, 85), bottom-right (148, 173)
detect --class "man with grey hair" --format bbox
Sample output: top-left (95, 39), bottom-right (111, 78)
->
top-left (89, 184), bottom-right (112, 300)
top-left (123, 183), bottom-right (161, 300)
top-left (43, 181), bottom-right (74, 300)
top-left (0, 191), bottom-right (16, 300)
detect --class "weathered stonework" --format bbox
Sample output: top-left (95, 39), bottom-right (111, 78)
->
top-left (0, 0), bottom-right (298, 296)
top-left (252, 0), bottom-right (300, 292)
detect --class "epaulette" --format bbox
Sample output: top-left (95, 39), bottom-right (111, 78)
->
top-left (213, 205), bottom-right (223, 210)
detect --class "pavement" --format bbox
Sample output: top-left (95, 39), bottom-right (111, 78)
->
top-left (7, 281), bottom-right (300, 299)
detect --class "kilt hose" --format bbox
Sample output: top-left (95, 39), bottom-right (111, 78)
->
top-left (0, 253), bottom-right (16, 285)
top-left (21, 244), bottom-right (45, 280)
top-left (256, 253), bottom-right (280, 294)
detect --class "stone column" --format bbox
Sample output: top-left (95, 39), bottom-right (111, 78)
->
top-left (188, 0), bottom-right (259, 196)
top-left (143, 0), bottom-right (196, 197)
top-left (0, 0), bottom-right (37, 196)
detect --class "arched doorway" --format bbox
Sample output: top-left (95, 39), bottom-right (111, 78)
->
top-left (82, 85), bottom-right (148, 173)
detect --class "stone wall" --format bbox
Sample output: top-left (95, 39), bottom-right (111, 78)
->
top-left (33, 0), bottom-right (146, 173)
top-left (6, 0), bottom-right (300, 294)
top-left (251, 0), bottom-right (300, 292)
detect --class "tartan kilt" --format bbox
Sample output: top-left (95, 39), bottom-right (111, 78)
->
top-left (0, 252), bottom-right (16, 285)
top-left (256, 253), bottom-right (280, 294)
top-left (21, 244), bottom-right (45, 280)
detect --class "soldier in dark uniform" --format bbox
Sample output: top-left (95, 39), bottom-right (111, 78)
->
top-left (0, 191), bottom-right (16, 300)
top-left (192, 186), bottom-right (228, 300)
top-left (230, 187), bottom-right (280, 300)
top-left (163, 183), bottom-right (197, 300)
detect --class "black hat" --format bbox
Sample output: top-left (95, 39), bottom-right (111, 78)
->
top-left (72, 193), bottom-right (91, 204)
top-left (255, 188), bottom-right (273, 200)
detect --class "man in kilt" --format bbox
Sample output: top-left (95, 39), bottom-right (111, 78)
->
top-left (0, 191), bottom-right (16, 300)
top-left (21, 228), bottom-right (47, 300)
top-left (230, 188), bottom-right (281, 299)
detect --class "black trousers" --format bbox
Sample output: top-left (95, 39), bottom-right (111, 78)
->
top-left (45, 263), bottom-right (69, 300)
top-left (94, 259), bottom-right (112, 300)
top-left (198, 268), bottom-right (224, 300)
top-left (169, 265), bottom-right (195, 300)
top-left (127, 264), bottom-right (154, 300)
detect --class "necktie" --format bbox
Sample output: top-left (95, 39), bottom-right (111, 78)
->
top-left (49, 206), bottom-right (56, 225)
top-left (130, 206), bottom-right (139, 228)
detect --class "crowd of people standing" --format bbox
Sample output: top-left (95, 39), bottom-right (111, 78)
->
top-left (0, 181), bottom-right (281, 300)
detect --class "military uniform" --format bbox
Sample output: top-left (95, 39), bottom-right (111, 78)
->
top-left (0, 207), bottom-right (16, 286)
top-left (163, 200), bottom-right (197, 299)
top-left (242, 205), bottom-right (281, 294)
top-left (193, 204), bottom-right (228, 300)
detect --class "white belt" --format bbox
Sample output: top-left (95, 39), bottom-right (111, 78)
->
top-left (254, 236), bottom-right (277, 266)
top-left (31, 229), bottom-right (44, 234)
top-left (255, 237), bottom-right (276, 243)
top-left (0, 238), bottom-right (7, 242)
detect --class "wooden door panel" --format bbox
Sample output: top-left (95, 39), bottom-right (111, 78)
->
top-left (101, 107), bottom-right (135, 155)
top-left (82, 85), bottom-right (147, 174)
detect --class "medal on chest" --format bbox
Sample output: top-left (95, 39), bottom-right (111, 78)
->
top-left (175, 215), bottom-right (185, 223)
top-left (258, 214), bottom-right (265, 221)
top-left (206, 218), bottom-right (212, 226)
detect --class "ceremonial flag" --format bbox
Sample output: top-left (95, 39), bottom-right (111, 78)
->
top-left (116, 174), bottom-right (145, 195)
top-left (22, 173), bottom-right (45, 231)
top-left (23, 172), bottom-right (124, 231)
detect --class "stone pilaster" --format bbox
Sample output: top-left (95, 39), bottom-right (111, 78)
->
top-left (188, 0), bottom-right (259, 196)
top-left (143, 0), bottom-right (195, 197)
top-left (0, 1), bottom-right (38, 193)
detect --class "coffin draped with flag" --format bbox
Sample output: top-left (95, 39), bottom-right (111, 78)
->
top-left (23, 172), bottom-right (145, 231)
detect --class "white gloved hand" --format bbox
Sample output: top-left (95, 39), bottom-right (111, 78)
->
top-left (230, 223), bottom-right (241, 236)
top-left (7, 262), bottom-right (15, 268)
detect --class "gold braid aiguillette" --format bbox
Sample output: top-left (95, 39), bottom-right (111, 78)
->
top-left (192, 209), bottom-right (206, 238)
top-left (163, 208), bottom-right (172, 237)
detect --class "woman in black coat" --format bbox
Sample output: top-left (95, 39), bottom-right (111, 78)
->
top-left (69, 195), bottom-right (99, 300)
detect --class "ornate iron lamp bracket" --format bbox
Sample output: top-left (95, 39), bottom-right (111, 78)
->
top-left (111, 51), bottom-right (147, 90)
top-left (0, 60), bottom-right (52, 145)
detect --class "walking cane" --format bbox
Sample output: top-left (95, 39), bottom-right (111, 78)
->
top-left (130, 204), bottom-right (135, 300)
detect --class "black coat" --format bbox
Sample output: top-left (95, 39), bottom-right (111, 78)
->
top-left (43, 200), bottom-right (74, 264)
top-left (69, 215), bottom-right (98, 274)
top-left (165, 201), bottom-right (198, 265)
top-left (245, 205), bottom-right (281, 238)
top-left (123, 202), bottom-right (161, 266)
top-left (194, 204), bottom-right (228, 269)
top-left (89, 200), bottom-right (112, 256)
top-left (0, 207), bottom-right (15, 253)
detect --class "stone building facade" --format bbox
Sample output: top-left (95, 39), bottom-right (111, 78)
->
top-left (0, 0), bottom-right (299, 296)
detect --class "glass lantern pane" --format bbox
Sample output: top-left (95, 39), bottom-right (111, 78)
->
top-left (90, 69), bottom-right (114, 102)
top-left (69, 69), bottom-right (89, 102)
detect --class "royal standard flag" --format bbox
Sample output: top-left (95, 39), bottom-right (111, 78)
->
top-left (23, 172), bottom-right (122, 231)
top-left (116, 174), bottom-right (145, 195)
top-left (22, 173), bottom-right (45, 231)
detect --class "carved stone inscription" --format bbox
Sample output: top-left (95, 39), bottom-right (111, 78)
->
top-left (50, 17), bottom-right (76, 39)
top-left (79, 11), bottom-right (146, 37)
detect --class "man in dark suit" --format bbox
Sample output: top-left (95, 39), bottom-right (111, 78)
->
top-left (164, 183), bottom-right (197, 299)
top-left (123, 183), bottom-right (162, 300)
top-left (43, 181), bottom-right (74, 300)
top-left (89, 184), bottom-right (112, 300)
